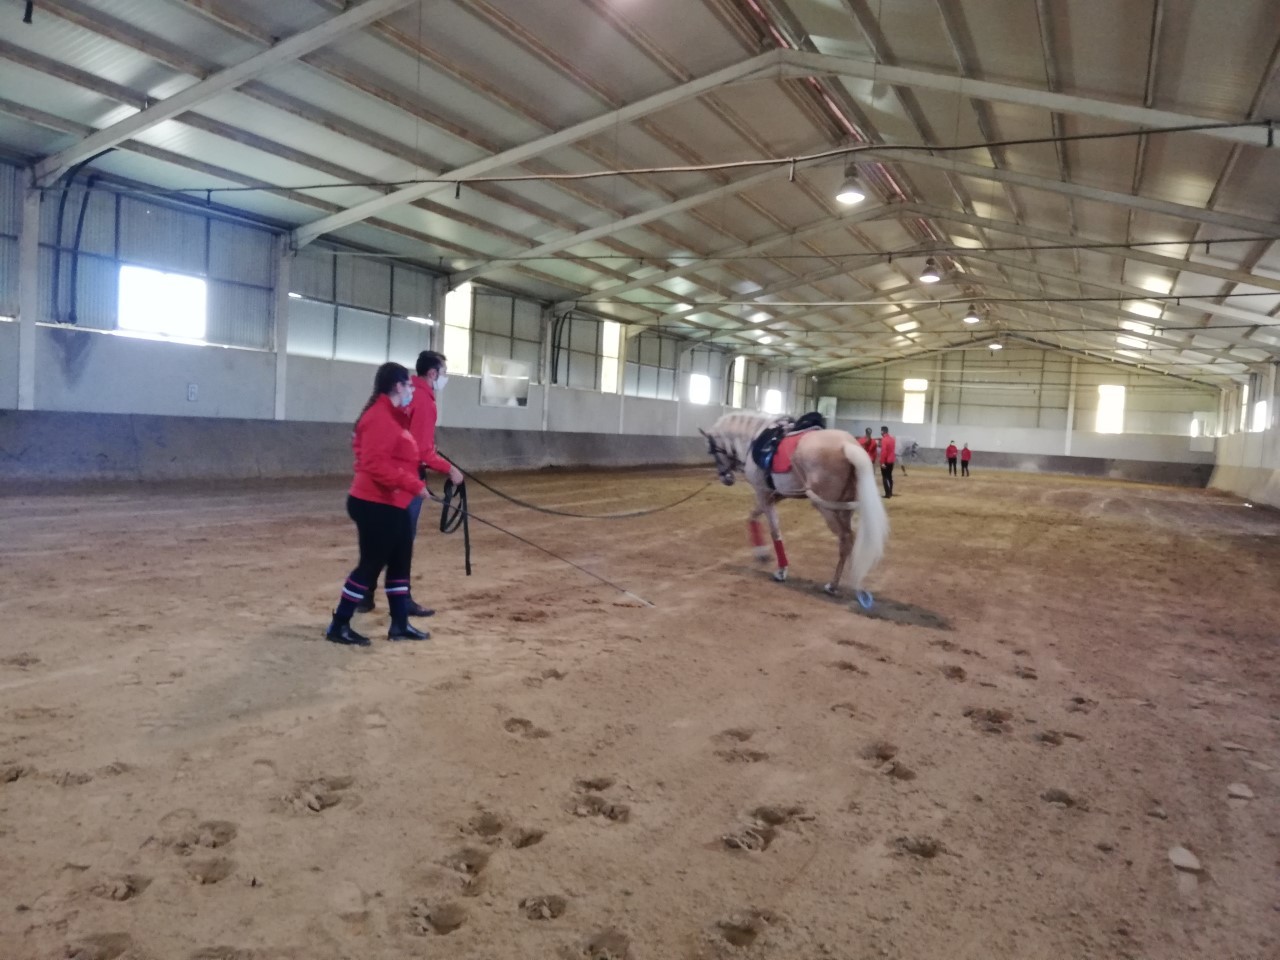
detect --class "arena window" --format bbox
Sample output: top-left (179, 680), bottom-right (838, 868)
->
top-left (117, 265), bottom-right (207, 341)
top-left (443, 282), bottom-right (473, 375)
top-left (1096, 384), bottom-right (1125, 434)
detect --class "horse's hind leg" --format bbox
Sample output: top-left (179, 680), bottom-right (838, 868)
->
top-left (817, 507), bottom-right (854, 595)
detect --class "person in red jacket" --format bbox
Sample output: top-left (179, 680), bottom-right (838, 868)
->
top-left (961, 442), bottom-right (972, 477)
top-left (325, 362), bottom-right (432, 647)
top-left (857, 427), bottom-right (879, 463)
top-left (945, 440), bottom-right (959, 476)
top-left (879, 425), bottom-right (897, 498)
top-left (356, 350), bottom-right (463, 617)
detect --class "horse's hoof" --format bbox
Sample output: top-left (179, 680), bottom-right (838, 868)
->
top-left (773, 569), bottom-right (788, 583)
top-left (855, 590), bottom-right (874, 609)
top-left (823, 583), bottom-right (838, 596)
top-left (754, 547), bottom-right (770, 563)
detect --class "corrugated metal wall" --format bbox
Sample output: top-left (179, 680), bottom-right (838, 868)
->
top-left (0, 164), bottom-right (21, 316)
top-left (473, 289), bottom-right (543, 377)
top-left (0, 159), bottom-right (442, 363)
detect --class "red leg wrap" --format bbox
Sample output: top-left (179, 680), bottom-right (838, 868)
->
top-left (773, 538), bottom-right (789, 568)
top-left (748, 519), bottom-right (765, 547)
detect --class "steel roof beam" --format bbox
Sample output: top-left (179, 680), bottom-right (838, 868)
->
top-left (909, 203), bottom-right (1280, 294)
top-left (857, 149), bottom-right (1280, 236)
top-left (782, 50), bottom-right (1275, 148)
top-left (555, 201), bottom-right (898, 309)
top-left (451, 161), bottom-right (815, 285)
top-left (967, 250), bottom-right (1280, 329)
top-left (291, 51), bottom-right (784, 248)
top-left (32, 0), bottom-right (420, 186)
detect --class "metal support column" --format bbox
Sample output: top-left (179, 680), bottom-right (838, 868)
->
top-left (271, 235), bottom-right (293, 421)
top-left (1065, 357), bottom-right (1078, 455)
top-left (17, 182), bottom-right (41, 411)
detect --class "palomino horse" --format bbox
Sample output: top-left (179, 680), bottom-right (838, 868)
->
top-left (701, 413), bottom-right (889, 597)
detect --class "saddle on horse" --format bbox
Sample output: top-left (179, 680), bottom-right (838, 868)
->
top-left (749, 412), bottom-right (827, 489)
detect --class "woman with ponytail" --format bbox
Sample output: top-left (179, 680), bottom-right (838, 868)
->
top-left (325, 362), bottom-right (431, 646)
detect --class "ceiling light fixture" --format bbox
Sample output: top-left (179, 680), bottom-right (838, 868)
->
top-left (834, 164), bottom-right (866, 205)
top-left (988, 341), bottom-right (1003, 351)
top-left (962, 303), bottom-right (981, 324)
top-left (919, 258), bottom-right (941, 284)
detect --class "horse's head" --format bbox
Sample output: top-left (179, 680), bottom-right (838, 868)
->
top-left (699, 427), bottom-right (739, 486)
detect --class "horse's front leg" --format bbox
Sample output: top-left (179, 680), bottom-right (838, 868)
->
top-left (746, 504), bottom-right (770, 563)
top-left (762, 496), bottom-right (789, 582)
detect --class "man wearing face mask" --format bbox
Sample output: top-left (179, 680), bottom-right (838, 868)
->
top-left (406, 351), bottom-right (464, 609)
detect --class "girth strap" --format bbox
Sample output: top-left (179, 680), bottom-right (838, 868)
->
top-left (805, 490), bottom-right (859, 511)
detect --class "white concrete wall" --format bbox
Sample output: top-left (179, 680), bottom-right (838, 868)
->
top-left (1210, 367), bottom-right (1280, 508)
top-left (35, 326), bottom-right (275, 419)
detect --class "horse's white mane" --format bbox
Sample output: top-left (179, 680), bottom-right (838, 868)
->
top-left (707, 412), bottom-right (783, 459)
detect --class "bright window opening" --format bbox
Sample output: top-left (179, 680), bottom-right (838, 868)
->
top-left (1240, 383), bottom-right (1250, 432)
top-left (600, 320), bottom-right (621, 393)
top-left (762, 388), bottom-right (784, 415)
top-left (442, 282), bottom-right (472, 375)
top-left (902, 393), bottom-right (926, 424)
top-left (901, 377), bottom-right (928, 424)
top-left (1096, 384), bottom-right (1125, 434)
top-left (689, 372), bottom-right (711, 405)
top-left (118, 265), bottom-right (207, 340)
top-left (731, 356), bottom-right (746, 408)
top-left (1190, 417), bottom-right (1202, 438)
top-left (1253, 400), bottom-right (1269, 433)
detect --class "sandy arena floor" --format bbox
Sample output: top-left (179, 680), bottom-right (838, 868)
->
top-left (1, 465), bottom-right (1278, 960)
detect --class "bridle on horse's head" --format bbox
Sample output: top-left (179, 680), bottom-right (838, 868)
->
top-left (701, 430), bottom-right (740, 485)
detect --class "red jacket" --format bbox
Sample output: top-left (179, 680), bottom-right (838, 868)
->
top-left (349, 395), bottom-right (424, 508)
top-left (879, 434), bottom-right (896, 464)
top-left (857, 435), bottom-right (878, 463)
top-left (408, 375), bottom-right (454, 476)
top-left (946, 444), bottom-right (958, 459)
top-left (960, 447), bottom-right (972, 462)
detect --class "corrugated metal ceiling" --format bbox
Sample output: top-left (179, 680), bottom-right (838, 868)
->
top-left (1, 0), bottom-right (1278, 383)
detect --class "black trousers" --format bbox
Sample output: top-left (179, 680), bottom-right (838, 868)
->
top-left (345, 495), bottom-right (413, 597)
top-left (961, 460), bottom-right (970, 476)
top-left (947, 457), bottom-right (957, 475)
top-left (881, 463), bottom-right (894, 497)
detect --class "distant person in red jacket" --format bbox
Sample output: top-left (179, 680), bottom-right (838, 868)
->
top-left (945, 441), bottom-right (959, 476)
top-left (961, 442), bottom-right (972, 477)
top-left (879, 426), bottom-right (896, 498)
top-left (325, 362), bottom-right (431, 647)
top-left (857, 427), bottom-right (878, 463)
top-left (357, 350), bottom-right (464, 617)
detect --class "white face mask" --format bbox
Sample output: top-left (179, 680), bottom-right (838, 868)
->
top-left (434, 373), bottom-right (449, 391)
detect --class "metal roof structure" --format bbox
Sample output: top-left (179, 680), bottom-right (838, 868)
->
top-left (4, 0), bottom-right (1280, 384)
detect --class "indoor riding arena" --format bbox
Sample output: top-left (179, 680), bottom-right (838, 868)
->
top-left (1, 4), bottom-right (1278, 960)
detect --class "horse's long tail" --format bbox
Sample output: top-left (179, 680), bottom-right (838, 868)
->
top-left (843, 442), bottom-right (889, 590)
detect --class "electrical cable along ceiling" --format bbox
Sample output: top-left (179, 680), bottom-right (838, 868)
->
top-left (3, 0), bottom-right (1280, 384)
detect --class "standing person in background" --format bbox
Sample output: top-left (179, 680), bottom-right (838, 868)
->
top-left (857, 426), bottom-right (879, 463)
top-left (404, 350), bottom-right (465, 614)
top-left (326, 362), bottom-right (432, 647)
top-left (961, 443), bottom-right (972, 477)
top-left (945, 440), bottom-right (959, 476)
top-left (879, 425), bottom-right (897, 498)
